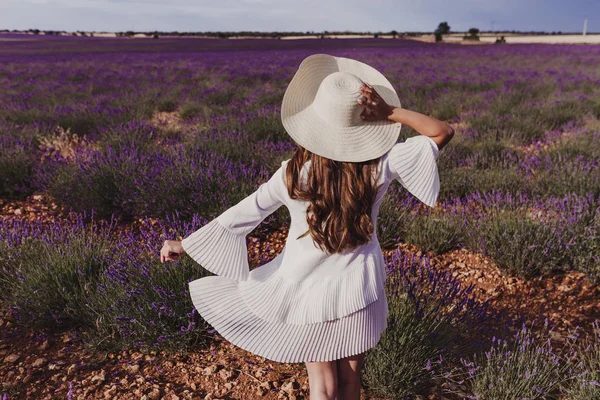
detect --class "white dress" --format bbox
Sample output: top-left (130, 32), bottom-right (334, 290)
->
top-left (181, 135), bottom-right (441, 363)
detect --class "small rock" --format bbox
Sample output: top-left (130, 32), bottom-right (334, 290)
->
top-left (4, 354), bottom-right (20, 363)
top-left (91, 370), bottom-right (106, 384)
top-left (67, 364), bottom-right (77, 375)
top-left (32, 357), bottom-right (48, 368)
top-left (203, 365), bottom-right (217, 376)
top-left (104, 385), bottom-right (117, 398)
top-left (147, 388), bottom-right (161, 400)
top-left (281, 381), bottom-right (298, 393)
top-left (128, 364), bottom-right (140, 374)
top-left (260, 382), bottom-right (271, 390)
top-left (218, 369), bottom-right (232, 380)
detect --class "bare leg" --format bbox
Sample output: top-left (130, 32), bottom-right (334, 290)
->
top-left (337, 352), bottom-right (366, 400)
top-left (305, 359), bottom-right (339, 400)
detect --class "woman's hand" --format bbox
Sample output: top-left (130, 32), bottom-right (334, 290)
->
top-left (160, 240), bottom-right (185, 263)
top-left (357, 83), bottom-right (395, 121)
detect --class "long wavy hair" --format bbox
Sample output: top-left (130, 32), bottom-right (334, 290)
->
top-left (284, 144), bottom-right (384, 254)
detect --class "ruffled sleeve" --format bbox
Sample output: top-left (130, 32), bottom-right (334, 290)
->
top-left (181, 160), bottom-right (289, 281)
top-left (386, 135), bottom-right (440, 207)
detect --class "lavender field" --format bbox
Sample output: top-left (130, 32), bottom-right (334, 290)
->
top-left (1, 35), bottom-right (599, 399)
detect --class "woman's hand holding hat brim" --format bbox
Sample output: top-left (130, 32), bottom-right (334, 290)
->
top-left (358, 83), bottom-right (395, 122)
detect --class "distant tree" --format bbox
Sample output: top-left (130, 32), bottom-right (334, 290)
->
top-left (495, 35), bottom-right (506, 44)
top-left (464, 27), bottom-right (480, 41)
top-left (124, 31), bottom-right (135, 37)
top-left (434, 21), bottom-right (450, 42)
top-left (436, 22), bottom-right (451, 35)
top-left (391, 30), bottom-right (398, 38)
top-left (153, 33), bottom-right (159, 39)
top-left (374, 33), bottom-right (379, 38)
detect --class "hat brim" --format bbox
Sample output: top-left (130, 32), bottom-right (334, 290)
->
top-left (281, 54), bottom-right (402, 162)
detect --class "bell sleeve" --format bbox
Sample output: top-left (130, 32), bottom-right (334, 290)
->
top-left (181, 160), bottom-right (289, 281)
top-left (387, 135), bottom-right (440, 207)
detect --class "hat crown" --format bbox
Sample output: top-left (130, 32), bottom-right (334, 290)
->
top-left (311, 72), bottom-right (364, 128)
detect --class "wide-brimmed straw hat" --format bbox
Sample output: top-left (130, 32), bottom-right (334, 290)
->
top-left (281, 53), bottom-right (402, 162)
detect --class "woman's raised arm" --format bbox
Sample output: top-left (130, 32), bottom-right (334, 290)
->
top-left (387, 107), bottom-right (454, 151)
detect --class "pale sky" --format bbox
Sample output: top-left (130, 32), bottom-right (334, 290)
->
top-left (1, 0), bottom-right (598, 33)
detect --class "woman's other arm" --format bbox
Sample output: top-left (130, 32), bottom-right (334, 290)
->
top-left (386, 107), bottom-right (454, 151)
top-left (358, 83), bottom-right (455, 151)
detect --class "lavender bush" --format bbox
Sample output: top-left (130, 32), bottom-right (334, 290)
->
top-left (440, 319), bottom-right (600, 400)
top-left (561, 321), bottom-right (600, 400)
top-left (0, 134), bottom-right (39, 199)
top-left (38, 140), bottom-right (268, 222)
top-left (0, 212), bottom-right (119, 330)
top-left (363, 250), bottom-right (498, 398)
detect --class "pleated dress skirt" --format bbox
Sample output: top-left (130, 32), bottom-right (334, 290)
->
top-left (189, 275), bottom-right (389, 363)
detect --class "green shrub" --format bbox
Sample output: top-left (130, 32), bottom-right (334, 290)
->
top-left (0, 218), bottom-right (117, 330)
top-left (404, 213), bottom-right (464, 255)
top-left (157, 98), bottom-right (178, 112)
top-left (561, 321), bottom-right (600, 399)
top-left (376, 193), bottom-right (415, 250)
top-left (179, 101), bottom-right (204, 121)
top-left (0, 135), bottom-right (39, 199)
top-left (442, 321), bottom-right (573, 399)
top-left (464, 212), bottom-right (572, 278)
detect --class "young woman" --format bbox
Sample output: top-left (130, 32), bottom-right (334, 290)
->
top-left (160, 54), bottom-right (454, 400)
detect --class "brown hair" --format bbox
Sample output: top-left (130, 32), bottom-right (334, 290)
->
top-left (284, 145), bottom-right (384, 254)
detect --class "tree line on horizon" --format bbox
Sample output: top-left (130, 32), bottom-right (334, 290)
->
top-left (0, 27), bottom-right (576, 39)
